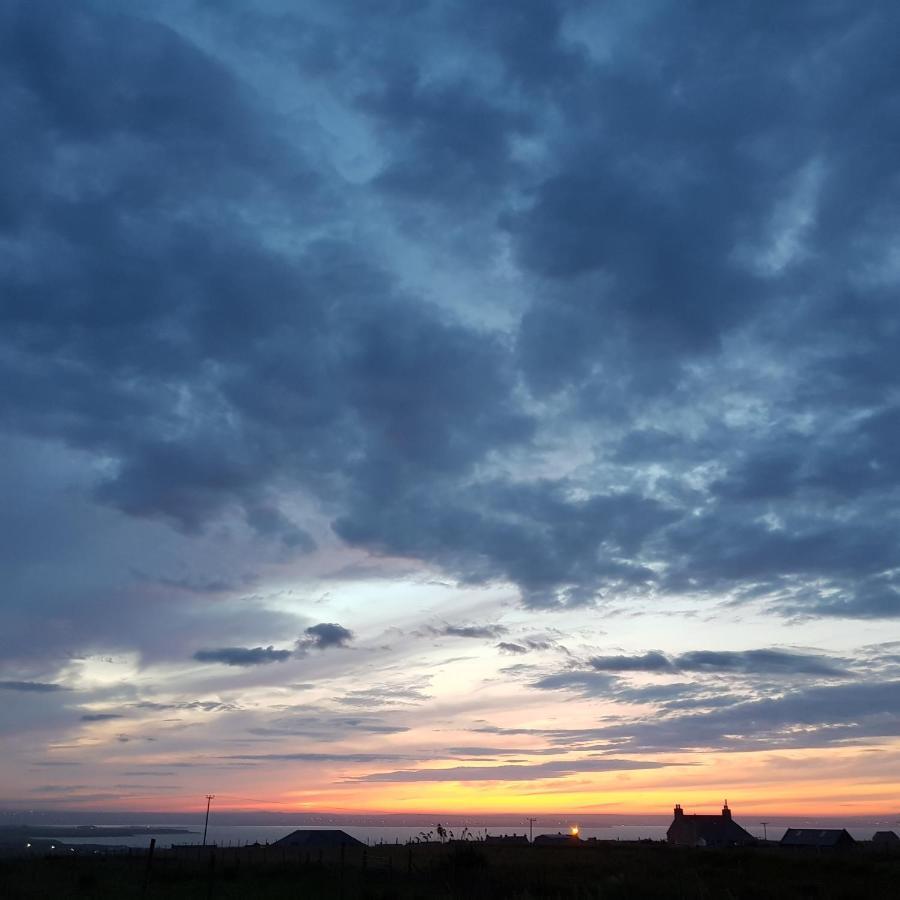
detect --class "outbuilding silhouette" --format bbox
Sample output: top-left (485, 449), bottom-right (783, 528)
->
top-left (780, 828), bottom-right (855, 849)
top-left (272, 829), bottom-right (364, 849)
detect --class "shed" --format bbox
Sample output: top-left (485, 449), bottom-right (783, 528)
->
top-left (872, 830), bottom-right (899, 846)
top-left (780, 828), bottom-right (855, 849)
top-left (484, 834), bottom-right (529, 845)
top-left (534, 832), bottom-right (581, 846)
top-left (272, 829), bottom-right (364, 849)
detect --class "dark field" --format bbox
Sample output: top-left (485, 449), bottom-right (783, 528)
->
top-left (2, 841), bottom-right (899, 899)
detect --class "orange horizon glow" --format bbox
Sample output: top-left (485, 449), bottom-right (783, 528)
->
top-left (8, 739), bottom-right (900, 819)
top-left (8, 674), bottom-right (899, 822)
top-left (9, 780), bottom-right (898, 819)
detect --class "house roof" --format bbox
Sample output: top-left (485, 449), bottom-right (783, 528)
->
top-left (780, 828), bottom-right (855, 847)
top-left (272, 829), bottom-right (364, 848)
top-left (668, 815), bottom-right (753, 845)
top-left (872, 830), bottom-right (899, 843)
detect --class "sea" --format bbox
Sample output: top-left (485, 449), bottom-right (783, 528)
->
top-left (45, 822), bottom-right (890, 849)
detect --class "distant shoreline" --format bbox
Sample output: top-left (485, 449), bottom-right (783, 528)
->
top-left (0, 825), bottom-right (196, 841)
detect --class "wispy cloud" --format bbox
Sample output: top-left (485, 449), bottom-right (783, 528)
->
top-left (349, 758), bottom-right (683, 782)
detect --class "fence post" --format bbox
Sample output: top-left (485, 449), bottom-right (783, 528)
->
top-left (206, 848), bottom-right (216, 900)
top-left (141, 838), bottom-right (156, 898)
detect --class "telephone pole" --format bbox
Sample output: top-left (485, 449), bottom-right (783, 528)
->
top-left (527, 817), bottom-right (537, 844)
top-left (202, 795), bottom-right (215, 847)
top-left (760, 821), bottom-right (769, 842)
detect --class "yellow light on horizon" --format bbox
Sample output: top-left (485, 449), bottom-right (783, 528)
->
top-left (570, 825), bottom-right (579, 836)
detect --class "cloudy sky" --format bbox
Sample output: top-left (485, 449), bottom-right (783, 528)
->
top-left (2, 0), bottom-right (900, 819)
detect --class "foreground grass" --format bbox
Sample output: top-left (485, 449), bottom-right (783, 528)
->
top-left (1, 841), bottom-right (898, 899)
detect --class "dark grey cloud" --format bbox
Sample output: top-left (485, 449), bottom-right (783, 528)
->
top-left (780, 577), bottom-right (900, 620)
top-left (445, 746), bottom-right (560, 758)
top-left (0, 0), bottom-right (536, 660)
top-left (246, 709), bottom-right (410, 740)
top-left (598, 680), bottom-right (900, 752)
top-left (336, 481), bottom-right (674, 608)
top-left (193, 646), bottom-right (292, 667)
top-left (674, 649), bottom-right (848, 677)
top-left (79, 713), bottom-right (124, 722)
top-left (589, 652), bottom-right (673, 673)
top-left (131, 569), bottom-right (259, 595)
top-left (497, 639), bottom-right (554, 655)
top-left (432, 624), bottom-right (507, 640)
top-left (300, 623), bottom-right (354, 650)
top-left (359, 67), bottom-right (531, 204)
top-left (221, 752), bottom-right (412, 763)
top-left (588, 649), bottom-right (849, 677)
top-left (532, 647), bottom-right (851, 703)
top-left (497, 642), bottom-right (529, 655)
top-left (0, 681), bottom-right (68, 692)
top-left (464, 678), bottom-right (900, 754)
top-left (133, 700), bottom-right (239, 713)
top-left (610, 682), bottom-right (735, 708)
top-left (333, 686), bottom-right (431, 708)
top-left (531, 671), bottom-right (616, 694)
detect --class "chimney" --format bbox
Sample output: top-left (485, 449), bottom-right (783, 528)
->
top-left (722, 800), bottom-right (731, 820)
top-left (674, 803), bottom-right (683, 818)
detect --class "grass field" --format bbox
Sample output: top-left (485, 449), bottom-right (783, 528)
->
top-left (1, 840), bottom-right (898, 899)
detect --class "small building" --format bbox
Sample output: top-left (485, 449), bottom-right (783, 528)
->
top-left (871, 830), bottom-right (899, 846)
top-left (534, 832), bottom-right (581, 846)
top-left (272, 829), bottom-right (364, 849)
top-left (484, 833), bottom-right (529, 845)
top-left (667, 802), bottom-right (754, 848)
top-left (780, 828), bottom-right (855, 849)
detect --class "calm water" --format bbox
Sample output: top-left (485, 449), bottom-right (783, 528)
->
top-left (50, 822), bottom-right (887, 849)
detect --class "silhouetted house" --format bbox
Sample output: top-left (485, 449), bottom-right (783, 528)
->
top-left (484, 833), bottom-right (529, 845)
top-left (534, 832), bottom-right (581, 846)
top-left (871, 830), bottom-right (899, 846)
top-left (667, 802), bottom-right (754, 848)
top-left (272, 829), bottom-right (364, 849)
top-left (780, 828), bottom-right (855, 849)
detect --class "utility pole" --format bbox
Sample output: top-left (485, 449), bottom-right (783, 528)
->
top-left (202, 795), bottom-right (215, 847)
top-left (760, 822), bottom-right (769, 842)
top-left (527, 818), bottom-right (537, 844)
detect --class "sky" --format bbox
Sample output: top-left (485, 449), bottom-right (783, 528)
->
top-left (2, 0), bottom-right (899, 821)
